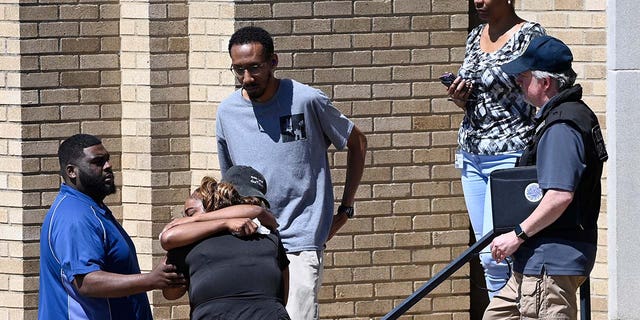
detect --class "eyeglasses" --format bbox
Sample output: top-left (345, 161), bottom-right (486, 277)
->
top-left (230, 62), bottom-right (268, 78)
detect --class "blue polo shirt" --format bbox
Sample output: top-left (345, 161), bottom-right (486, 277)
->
top-left (38, 184), bottom-right (152, 320)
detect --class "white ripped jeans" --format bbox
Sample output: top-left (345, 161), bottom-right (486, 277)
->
top-left (286, 250), bottom-right (323, 320)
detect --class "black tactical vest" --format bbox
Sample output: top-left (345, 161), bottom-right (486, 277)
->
top-left (518, 85), bottom-right (608, 243)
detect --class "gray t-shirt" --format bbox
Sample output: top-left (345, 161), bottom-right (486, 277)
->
top-left (216, 79), bottom-right (354, 252)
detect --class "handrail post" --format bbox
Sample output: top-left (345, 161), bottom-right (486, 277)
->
top-left (580, 277), bottom-right (591, 320)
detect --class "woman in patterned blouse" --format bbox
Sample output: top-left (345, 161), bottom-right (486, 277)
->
top-left (446, 0), bottom-right (546, 298)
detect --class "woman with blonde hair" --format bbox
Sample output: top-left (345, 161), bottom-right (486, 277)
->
top-left (162, 166), bottom-right (290, 320)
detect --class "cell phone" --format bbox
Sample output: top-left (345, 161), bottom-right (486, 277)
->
top-left (439, 72), bottom-right (456, 87)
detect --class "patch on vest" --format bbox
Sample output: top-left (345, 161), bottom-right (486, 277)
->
top-left (524, 182), bottom-right (543, 203)
top-left (591, 125), bottom-right (608, 161)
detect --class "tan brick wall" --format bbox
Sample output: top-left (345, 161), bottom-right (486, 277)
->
top-left (0, 16), bottom-right (21, 310)
top-left (1, 0), bottom-right (123, 319)
top-left (515, 2), bottom-right (608, 319)
top-left (0, 1), bottom-right (609, 319)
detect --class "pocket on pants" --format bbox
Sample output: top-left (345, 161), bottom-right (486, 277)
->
top-left (518, 276), bottom-right (542, 318)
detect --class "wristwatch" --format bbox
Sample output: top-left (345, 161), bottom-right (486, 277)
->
top-left (338, 205), bottom-right (355, 219)
top-left (514, 224), bottom-right (529, 241)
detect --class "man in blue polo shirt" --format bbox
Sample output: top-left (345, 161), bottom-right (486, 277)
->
top-left (38, 134), bottom-right (186, 320)
top-left (484, 36), bottom-right (607, 319)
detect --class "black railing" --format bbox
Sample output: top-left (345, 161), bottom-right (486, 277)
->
top-left (382, 230), bottom-right (592, 320)
top-left (382, 232), bottom-right (494, 320)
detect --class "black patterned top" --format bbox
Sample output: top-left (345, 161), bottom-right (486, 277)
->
top-left (457, 22), bottom-right (546, 155)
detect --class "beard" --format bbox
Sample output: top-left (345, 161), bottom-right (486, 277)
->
top-left (243, 72), bottom-right (273, 101)
top-left (244, 86), bottom-right (264, 101)
top-left (243, 84), bottom-right (265, 100)
top-left (78, 167), bottom-right (116, 200)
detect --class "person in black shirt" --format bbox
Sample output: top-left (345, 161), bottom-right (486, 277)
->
top-left (162, 166), bottom-right (290, 320)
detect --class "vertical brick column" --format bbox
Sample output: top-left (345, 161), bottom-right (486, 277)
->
top-left (118, 0), bottom-right (156, 309)
top-left (0, 2), bottom-right (34, 319)
top-left (187, 0), bottom-right (236, 186)
top-left (1, 1), bottom-right (122, 319)
top-left (119, 0), bottom-right (191, 318)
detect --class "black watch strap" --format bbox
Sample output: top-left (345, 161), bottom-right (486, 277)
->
top-left (514, 224), bottom-right (529, 241)
top-left (338, 205), bottom-right (354, 218)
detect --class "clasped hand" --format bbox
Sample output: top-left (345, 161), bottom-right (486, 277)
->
top-left (225, 218), bottom-right (259, 236)
top-left (161, 215), bottom-right (260, 237)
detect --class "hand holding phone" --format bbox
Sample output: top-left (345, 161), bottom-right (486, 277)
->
top-left (441, 73), bottom-right (476, 108)
top-left (439, 72), bottom-right (456, 88)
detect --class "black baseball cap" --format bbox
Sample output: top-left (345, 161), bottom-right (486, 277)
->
top-left (501, 35), bottom-right (573, 75)
top-left (222, 165), bottom-right (270, 208)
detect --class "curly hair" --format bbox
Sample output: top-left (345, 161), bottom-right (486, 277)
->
top-left (213, 182), bottom-right (263, 210)
top-left (189, 176), bottom-right (265, 215)
top-left (228, 26), bottom-right (274, 60)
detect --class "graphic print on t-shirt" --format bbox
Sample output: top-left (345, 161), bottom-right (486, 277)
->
top-left (280, 114), bottom-right (306, 142)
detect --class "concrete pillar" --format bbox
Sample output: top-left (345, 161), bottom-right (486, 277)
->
top-left (607, 0), bottom-right (640, 318)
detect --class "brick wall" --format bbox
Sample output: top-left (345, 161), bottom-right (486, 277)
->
top-left (0, 1), bottom-right (25, 319)
top-left (1, 1), bottom-right (122, 318)
top-left (0, 1), bottom-right (608, 319)
top-left (516, 2), bottom-right (607, 319)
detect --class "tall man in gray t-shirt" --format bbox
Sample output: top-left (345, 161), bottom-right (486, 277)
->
top-left (216, 26), bottom-right (367, 320)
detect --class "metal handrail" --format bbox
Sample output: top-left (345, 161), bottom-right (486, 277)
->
top-left (382, 232), bottom-right (495, 320)
top-left (381, 230), bottom-right (592, 320)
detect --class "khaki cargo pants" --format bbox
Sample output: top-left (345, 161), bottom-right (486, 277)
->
top-left (483, 271), bottom-right (586, 320)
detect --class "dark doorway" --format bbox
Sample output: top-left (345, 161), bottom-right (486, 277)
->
top-left (469, 228), bottom-right (490, 320)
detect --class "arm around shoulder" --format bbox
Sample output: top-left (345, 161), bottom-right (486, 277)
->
top-left (202, 204), bottom-right (276, 230)
top-left (160, 205), bottom-right (275, 250)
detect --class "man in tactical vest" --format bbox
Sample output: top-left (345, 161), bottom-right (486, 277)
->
top-left (483, 36), bottom-right (608, 320)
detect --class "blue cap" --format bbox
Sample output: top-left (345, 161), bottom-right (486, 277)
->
top-left (501, 36), bottom-right (573, 75)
